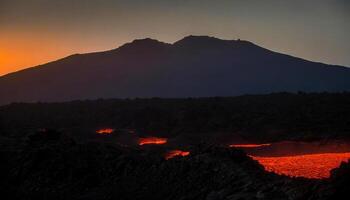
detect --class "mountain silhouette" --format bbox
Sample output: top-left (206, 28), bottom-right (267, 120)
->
top-left (1, 35), bottom-right (350, 105)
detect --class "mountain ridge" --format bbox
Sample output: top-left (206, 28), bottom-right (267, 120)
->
top-left (1, 35), bottom-right (350, 105)
top-left (2, 36), bottom-right (348, 78)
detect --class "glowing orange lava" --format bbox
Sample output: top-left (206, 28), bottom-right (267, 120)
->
top-left (138, 137), bottom-right (168, 145)
top-left (230, 143), bottom-right (271, 148)
top-left (251, 152), bottom-right (350, 179)
top-left (165, 150), bottom-right (190, 160)
top-left (96, 128), bottom-right (114, 134)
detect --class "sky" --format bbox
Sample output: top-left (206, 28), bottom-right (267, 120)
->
top-left (0, 0), bottom-right (349, 76)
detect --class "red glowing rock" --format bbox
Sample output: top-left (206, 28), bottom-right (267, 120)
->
top-left (165, 150), bottom-right (190, 160)
top-left (230, 143), bottom-right (271, 148)
top-left (96, 128), bottom-right (114, 134)
top-left (251, 152), bottom-right (350, 179)
top-left (138, 137), bottom-right (167, 145)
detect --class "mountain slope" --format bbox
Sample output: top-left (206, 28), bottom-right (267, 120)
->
top-left (1, 35), bottom-right (350, 105)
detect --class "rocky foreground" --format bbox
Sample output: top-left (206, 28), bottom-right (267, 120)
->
top-left (0, 131), bottom-right (349, 200)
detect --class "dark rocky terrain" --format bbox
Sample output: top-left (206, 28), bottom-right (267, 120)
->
top-left (0, 130), bottom-right (339, 200)
top-left (1, 36), bottom-right (350, 105)
top-left (1, 93), bottom-right (350, 142)
top-left (1, 93), bottom-right (350, 199)
top-left (1, 130), bottom-right (350, 200)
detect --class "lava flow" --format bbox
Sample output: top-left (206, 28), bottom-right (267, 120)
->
top-left (165, 150), bottom-right (190, 160)
top-left (138, 137), bottom-right (167, 145)
top-left (251, 152), bottom-right (350, 179)
top-left (96, 128), bottom-right (114, 134)
top-left (230, 143), bottom-right (271, 148)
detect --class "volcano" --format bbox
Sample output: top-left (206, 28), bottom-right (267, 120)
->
top-left (1, 36), bottom-right (350, 105)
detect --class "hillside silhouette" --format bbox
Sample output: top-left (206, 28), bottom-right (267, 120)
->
top-left (1, 35), bottom-right (350, 105)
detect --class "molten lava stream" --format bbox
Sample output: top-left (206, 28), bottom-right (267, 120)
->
top-left (251, 152), bottom-right (350, 179)
top-left (230, 143), bottom-right (271, 148)
top-left (165, 150), bottom-right (190, 160)
top-left (138, 137), bottom-right (167, 145)
top-left (96, 128), bottom-right (114, 134)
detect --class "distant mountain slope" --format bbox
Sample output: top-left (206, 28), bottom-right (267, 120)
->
top-left (1, 35), bottom-right (350, 105)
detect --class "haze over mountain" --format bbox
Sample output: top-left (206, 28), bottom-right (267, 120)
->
top-left (1, 35), bottom-right (350, 105)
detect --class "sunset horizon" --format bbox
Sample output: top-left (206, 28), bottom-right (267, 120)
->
top-left (1, 0), bottom-right (349, 76)
top-left (2, 34), bottom-right (350, 77)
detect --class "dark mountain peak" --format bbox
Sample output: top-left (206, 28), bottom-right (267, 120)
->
top-left (174, 35), bottom-right (223, 46)
top-left (131, 38), bottom-right (166, 45)
top-left (173, 35), bottom-right (257, 50)
top-left (179, 35), bottom-right (221, 41)
top-left (1, 35), bottom-right (350, 105)
top-left (117, 38), bottom-right (170, 51)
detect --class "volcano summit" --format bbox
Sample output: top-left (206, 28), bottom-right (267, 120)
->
top-left (1, 36), bottom-right (350, 105)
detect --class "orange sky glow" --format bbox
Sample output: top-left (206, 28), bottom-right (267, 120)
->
top-left (1, 0), bottom-right (348, 77)
top-left (0, 31), bottom-right (120, 76)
